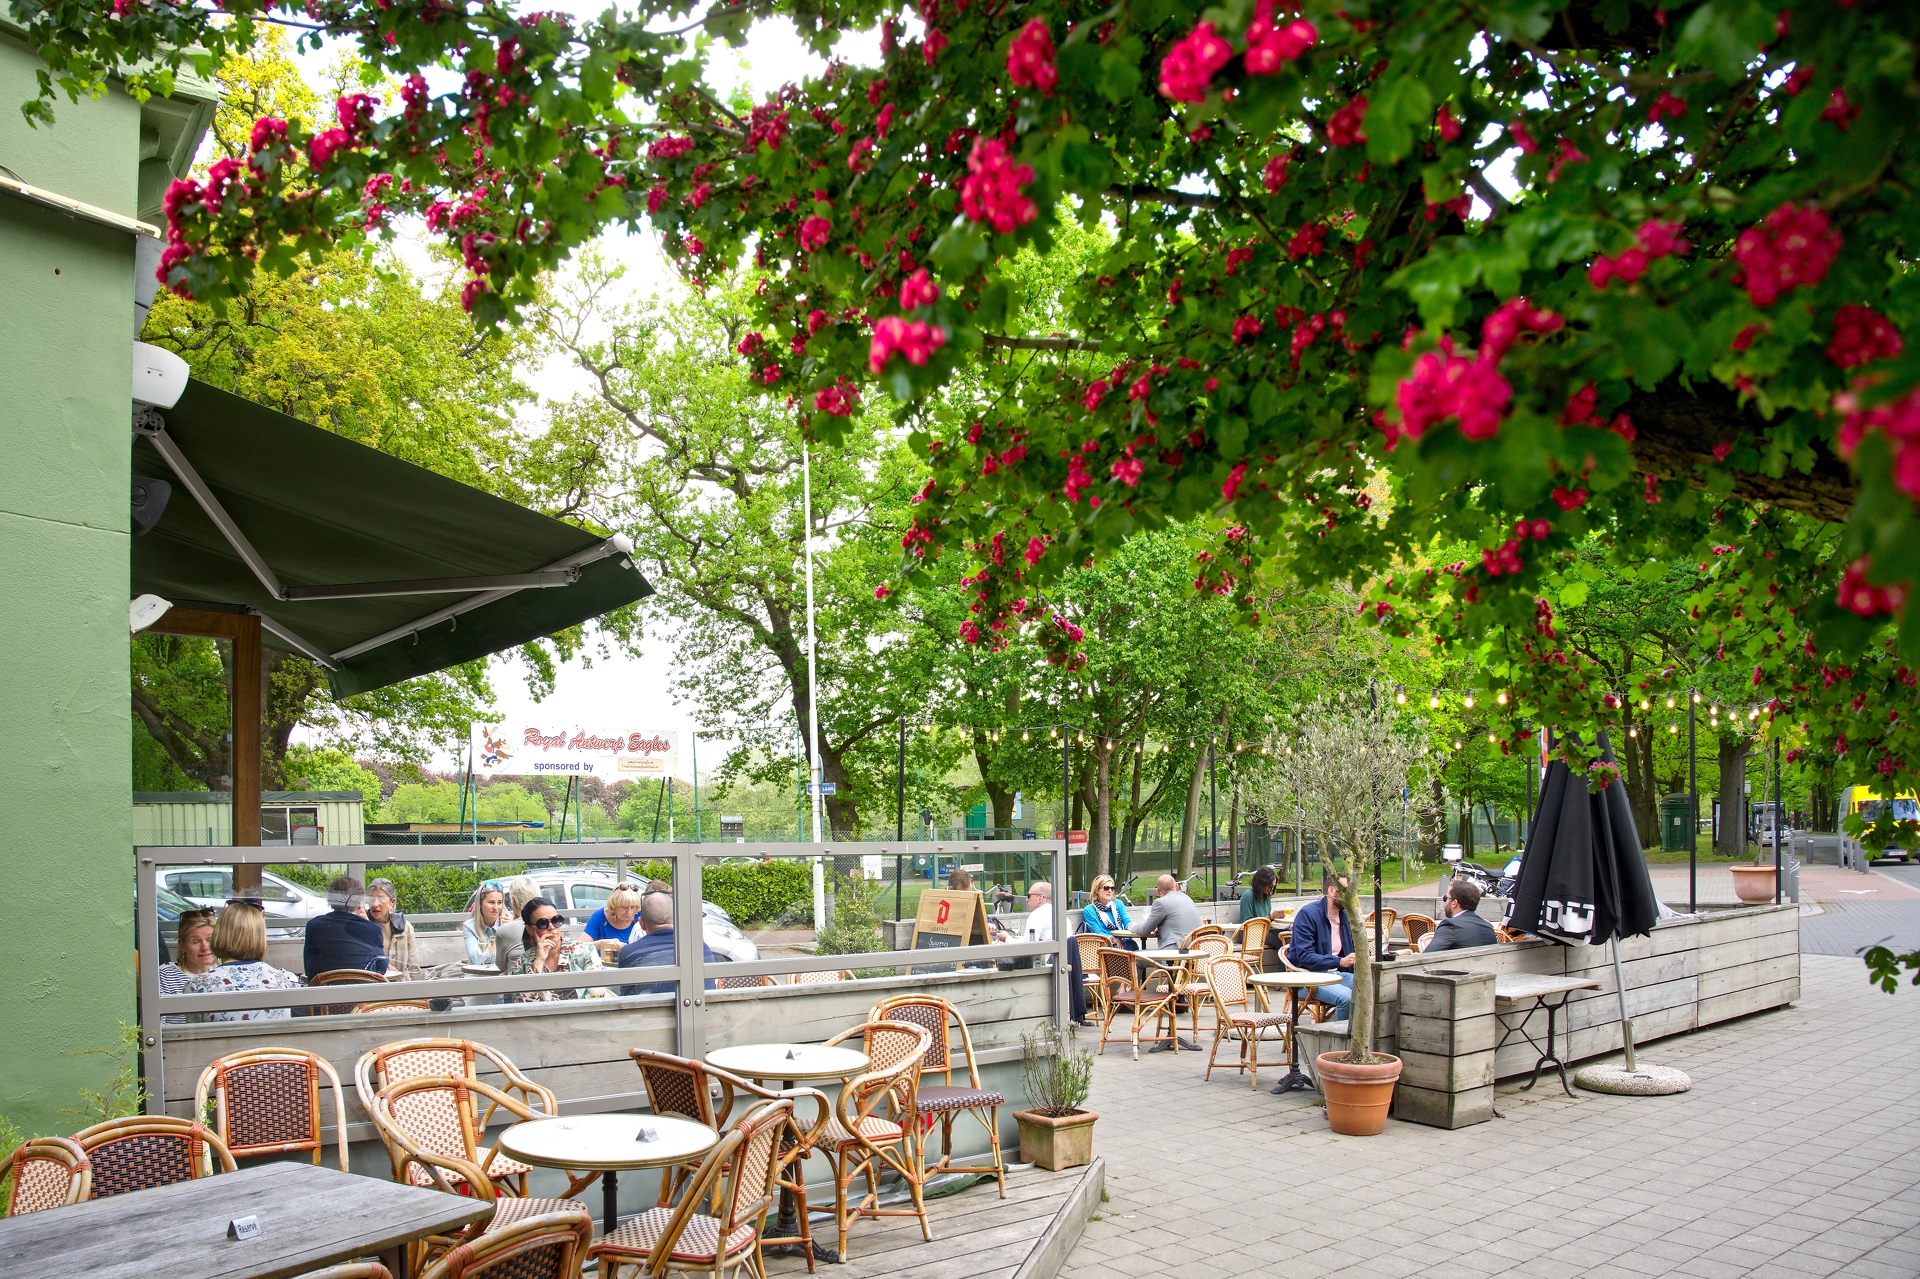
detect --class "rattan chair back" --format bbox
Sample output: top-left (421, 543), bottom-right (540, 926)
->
top-left (869, 994), bottom-right (967, 1081)
top-left (819, 1022), bottom-right (932, 1259)
top-left (355, 1038), bottom-right (559, 1135)
top-left (1187, 934), bottom-right (1231, 960)
top-left (792, 968), bottom-right (853, 984)
top-left (716, 1099), bottom-right (789, 1238)
top-left (70, 1117), bottom-right (235, 1198)
top-left (1237, 916), bottom-right (1271, 961)
top-left (1402, 914), bottom-right (1436, 948)
top-left (1365, 908), bottom-right (1398, 941)
top-left (628, 1050), bottom-right (724, 1127)
top-left (1203, 954), bottom-right (1252, 1014)
top-left (715, 973), bottom-right (776, 989)
top-left (421, 1207), bottom-right (593, 1279)
top-left (195, 1047), bottom-right (349, 1170)
top-left (0, 1136), bottom-right (90, 1214)
top-left (296, 1266), bottom-right (392, 1279)
top-left (372, 1074), bottom-right (550, 1200)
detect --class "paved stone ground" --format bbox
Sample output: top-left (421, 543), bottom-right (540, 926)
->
top-left (1061, 953), bottom-right (1920, 1279)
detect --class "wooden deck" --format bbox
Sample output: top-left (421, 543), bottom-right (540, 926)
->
top-left (765, 1159), bottom-right (1103, 1279)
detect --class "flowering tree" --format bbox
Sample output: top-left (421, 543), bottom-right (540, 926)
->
top-left (1262, 695), bottom-right (1428, 1061)
top-left (17, 0), bottom-right (1920, 811)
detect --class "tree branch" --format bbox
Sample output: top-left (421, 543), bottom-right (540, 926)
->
top-left (981, 333), bottom-right (1105, 353)
top-left (1626, 380), bottom-right (1857, 524)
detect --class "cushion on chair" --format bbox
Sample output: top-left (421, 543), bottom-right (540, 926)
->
top-left (588, 1207), bottom-right (757, 1263)
top-left (822, 1115), bottom-right (905, 1146)
top-left (483, 1197), bottom-right (586, 1231)
top-left (1228, 1013), bottom-right (1289, 1030)
top-left (915, 1086), bottom-right (1005, 1114)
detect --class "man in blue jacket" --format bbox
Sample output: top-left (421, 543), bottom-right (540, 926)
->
top-left (617, 892), bottom-right (719, 996)
top-left (302, 875), bottom-right (388, 979)
top-left (1287, 875), bottom-right (1355, 1019)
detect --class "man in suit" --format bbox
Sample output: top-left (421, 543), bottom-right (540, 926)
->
top-left (1288, 875), bottom-right (1355, 1018)
top-left (1424, 879), bottom-right (1498, 952)
top-left (1129, 874), bottom-right (1202, 951)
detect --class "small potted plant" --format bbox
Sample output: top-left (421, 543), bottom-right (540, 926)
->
top-left (1014, 1021), bottom-right (1097, 1170)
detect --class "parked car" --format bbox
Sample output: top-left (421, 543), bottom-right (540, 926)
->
top-left (158, 866), bottom-right (330, 937)
top-left (524, 869), bottom-right (759, 963)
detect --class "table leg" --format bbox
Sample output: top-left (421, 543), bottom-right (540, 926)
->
top-left (1545, 998), bottom-right (1576, 1098)
top-left (763, 1078), bottom-right (838, 1266)
top-left (380, 1244), bottom-right (408, 1279)
top-left (601, 1167), bottom-right (619, 1238)
top-left (1270, 988), bottom-right (1317, 1095)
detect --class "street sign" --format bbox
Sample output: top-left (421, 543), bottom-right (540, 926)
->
top-left (810, 782), bottom-right (838, 796)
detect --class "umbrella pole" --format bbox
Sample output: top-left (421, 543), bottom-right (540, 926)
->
top-left (1610, 936), bottom-right (1637, 1072)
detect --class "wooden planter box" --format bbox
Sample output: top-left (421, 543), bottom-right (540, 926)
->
top-left (1016, 1108), bottom-right (1097, 1170)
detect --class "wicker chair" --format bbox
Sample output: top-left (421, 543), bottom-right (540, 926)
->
top-left (355, 999), bottom-right (436, 1014)
top-left (195, 1048), bottom-right (350, 1170)
top-left (589, 1100), bottom-right (788, 1279)
top-left (1200, 956), bottom-right (1290, 1090)
top-left (1274, 932), bottom-right (1340, 1023)
top-left (1364, 909), bottom-right (1399, 945)
top-left (1073, 934), bottom-right (1108, 1020)
top-left (627, 1049), bottom-right (830, 1231)
top-left (1094, 946), bottom-right (1180, 1059)
top-left (715, 974), bottom-right (777, 990)
top-left (420, 1208), bottom-right (594, 1279)
top-left (1234, 916), bottom-right (1272, 971)
top-left (309, 968), bottom-right (391, 1016)
top-left (818, 1020), bottom-right (933, 1260)
top-left (1401, 914), bottom-right (1436, 950)
top-left (1495, 925), bottom-right (1530, 943)
top-left (0, 1136), bottom-right (90, 1214)
top-left (369, 1075), bottom-right (591, 1274)
top-left (354, 1038), bottom-right (571, 1198)
top-left (70, 1117), bottom-right (235, 1198)
top-left (870, 994), bottom-right (1006, 1198)
top-left (791, 969), bottom-right (854, 984)
top-left (296, 1266), bottom-right (392, 1279)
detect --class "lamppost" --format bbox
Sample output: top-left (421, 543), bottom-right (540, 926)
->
top-left (802, 443), bottom-right (825, 930)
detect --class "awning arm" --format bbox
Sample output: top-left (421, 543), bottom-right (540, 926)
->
top-left (281, 571), bottom-right (580, 601)
top-left (255, 611), bottom-right (340, 670)
top-left (328, 534), bottom-right (636, 664)
top-left (136, 410), bottom-right (288, 603)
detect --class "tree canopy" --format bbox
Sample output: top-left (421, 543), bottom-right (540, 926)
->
top-left (22, 0), bottom-right (1920, 817)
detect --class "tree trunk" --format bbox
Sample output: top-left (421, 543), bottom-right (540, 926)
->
top-left (1092, 740), bottom-right (1114, 881)
top-left (973, 731), bottom-right (1015, 833)
top-left (1337, 870), bottom-right (1374, 1061)
top-left (1175, 744), bottom-right (1208, 879)
top-left (1715, 736), bottom-right (1752, 858)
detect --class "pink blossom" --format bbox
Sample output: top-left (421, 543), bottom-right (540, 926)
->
top-left (924, 27), bottom-right (949, 65)
top-left (899, 268), bottom-right (939, 309)
top-left (1222, 463), bottom-right (1248, 501)
top-left (959, 139), bottom-right (1037, 234)
top-left (1820, 88), bottom-right (1859, 131)
top-left (1508, 120), bottom-right (1537, 153)
top-left (1261, 153), bottom-right (1290, 193)
top-left (1326, 96), bottom-right (1368, 147)
top-left (874, 585), bottom-right (893, 600)
top-left (1158, 22), bottom-right (1233, 103)
top-left (1244, 1), bottom-right (1315, 75)
top-left (1007, 20), bottom-right (1058, 95)
top-left (848, 138), bottom-right (873, 171)
top-left (648, 135), bottom-right (695, 160)
top-left (1025, 536), bottom-right (1048, 567)
top-left (1436, 103), bottom-right (1461, 142)
top-left (1827, 305), bottom-right (1903, 369)
top-left (1838, 558), bottom-right (1905, 616)
top-left (1082, 379), bottom-right (1111, 411)
top-left (807, 309), bottom-right (830, 335)
top-left (1111, 456), bottom-right (1145, 486)
top-left (814, 379), bottom-right (858, 416)
top-left (1480, 296), bottom-right (1563, 361)
top-left (1064, 454), bottom-right (1095, 504)
top-left (869, 315), bottom-right (948, 372)
top-left (1733, 203), bottom-right (1841, 307)
top-left (1647, 91), bottom-right (1687, 123)
top-left (1287, 222), bottom-right (1326, 260)
top-left (747, 104), bottom-right (789, 151)
top-left (799, 214), bottom-right (832, 252)
top-left (248, 116), bottom-right (289, 152)
top-left (1231, 314), bottom-right (1264, 345)
top-left (1546, 138), bottom-right (1586, 183)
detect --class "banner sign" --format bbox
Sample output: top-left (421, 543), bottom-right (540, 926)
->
top-left (474, 726), bottom-right (679, 779)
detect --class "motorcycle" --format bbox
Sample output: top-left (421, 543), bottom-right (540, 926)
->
top-left (1494, 854), bottom-right (1522, 899)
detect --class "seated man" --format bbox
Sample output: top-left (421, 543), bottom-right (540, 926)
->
top-left (1424, 879), bottom-right (1498, 952)
top-left (1129, 874), bottom-right (1202, 951)
top-left (616, 892), bottom-right (718, 996)
top-left (302, 875), bottom-right (387, 979)
top-left (1287, 876), bottom-right (1355, 1019)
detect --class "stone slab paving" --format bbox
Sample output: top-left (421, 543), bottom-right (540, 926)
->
top-left (1062, 953), bottom-right (1920, 1279)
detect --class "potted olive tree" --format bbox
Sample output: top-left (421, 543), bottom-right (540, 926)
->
top-left (1264, 694), bottom-right (1429, 1135)
top-left (1014, 1021), bottom-right (1097, 1169)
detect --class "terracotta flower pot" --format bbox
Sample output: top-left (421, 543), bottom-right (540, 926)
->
top-left (1729, 864), bottom-right (1777, 904)
top-left (1315, 1052), bottom-right (1401, 1136)
top-left (1015, 1107), bottom-right (1098, 1170)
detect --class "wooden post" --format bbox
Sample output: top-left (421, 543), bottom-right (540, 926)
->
top-left (145, 607), bottom-right (263, 886)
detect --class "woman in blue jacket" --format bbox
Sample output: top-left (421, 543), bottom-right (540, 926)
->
top-left (1080, 875), bottom-right (1137, 949)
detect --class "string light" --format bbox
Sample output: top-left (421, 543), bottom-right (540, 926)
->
top-left (1452, 738), bottom-right (1463, 750)
top-left (1639, 697), bottom-right (1650, 710)
top-left (1628, 727), bottom-right (1638, 738)
top-left (1021, 730), bottom-right (1030, 742)
top-left (1666, 695), bottom-right (1676, 709)
top-left (1395, 689), bottom-right (1407, 705)
top-left (1487, 732), bottom-right (1497, 743)
top-left (1496, 691), bottom-right (1509, 706)
top-left (1463, 694), bottom-right (1475, 709)
top-left (1429, 694), bottom-right (1440, 709)
top-left (1693, 691), bottom-right (1702, 704)
top-left (1668, 723), bottom-right (1679, 734)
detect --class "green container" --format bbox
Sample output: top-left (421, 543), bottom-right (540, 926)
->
top-left (1660, 794), bottom-right (1692, 852)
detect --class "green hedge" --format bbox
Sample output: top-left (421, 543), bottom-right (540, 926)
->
top-left (270, 857), bottom-right (812, 925)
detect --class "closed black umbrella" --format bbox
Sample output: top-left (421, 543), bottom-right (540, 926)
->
top-left (1509, 732), bottom-right (1659, 945)
top-left (1508, 732), bottom-right (1664, 1075)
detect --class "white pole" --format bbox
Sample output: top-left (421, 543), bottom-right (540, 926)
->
top-left (803, 442), bottom-right (827, 930)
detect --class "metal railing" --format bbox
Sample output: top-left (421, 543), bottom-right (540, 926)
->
top-left (135, 839), bottom-right (1069, 1117)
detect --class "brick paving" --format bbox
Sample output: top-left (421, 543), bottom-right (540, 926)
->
top-left (1061, 953), bottom-right (1920, 1279)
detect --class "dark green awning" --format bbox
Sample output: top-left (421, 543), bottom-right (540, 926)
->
top-left (131, 380), bottom-right (651, 698)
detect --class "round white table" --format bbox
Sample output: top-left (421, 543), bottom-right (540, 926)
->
top-left (706, 1043), bottom-right (870, 1263)
top-left (497, 1113), bottom-right (717, 1237)
top-left (1248, 971), bottom-right (1345, 1095)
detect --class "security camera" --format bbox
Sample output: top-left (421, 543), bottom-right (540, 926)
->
top-left (130, 593), bottom-right (173, 633)
top-left (132, 341), bottom-right (189, 409)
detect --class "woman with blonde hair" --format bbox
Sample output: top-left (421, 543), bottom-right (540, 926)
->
top-left (181, 900), bottom-right (303, 1021)
top-left (159, 908), bottom-right (217, 1023)
top-left (463, 881), bottom-right (508, 965)
top-left (584, 884), bottom-right (643, 947)
top-left (1079, 874), bottom-right (1136, 949)
top-left (493, 875), bottom-right (544, 975)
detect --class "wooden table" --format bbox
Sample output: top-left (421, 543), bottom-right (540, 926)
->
top-left (707, 1042), bottom-right (870, 1264)
top-left (1249, 971), bottom-right (1345, 1095)
top-left (497, 1114), bottom-right (717, 1238)
top-left (0, 1161), bottom-right (489, 1279)
top-left (1494, 973), bottom-right (1603, 1100)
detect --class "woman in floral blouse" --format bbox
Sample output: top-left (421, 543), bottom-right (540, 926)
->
top-left (183, 900), bottom-right (303, 1021)
top-left (509, 898), bottom-right (601, 1001)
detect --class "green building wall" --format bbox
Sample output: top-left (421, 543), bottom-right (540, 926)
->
top-left (0, 33), bottom-right (213, 1136)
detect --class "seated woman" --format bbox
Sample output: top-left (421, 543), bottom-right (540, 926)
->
top-left (582, 885), bottom-right (642, 949)
top-left (1239, 865), bottom-right (1278, 924)
top-left (509, 898), bottom-right (602, 1002)
top-left (366, 878), bottom-right (421, 978)
top-left (159, 908), bottom-right (217, 1024)
top-left (1080, 875), bottom-right (1138, 950)
top-left (462, 882), bottom-right (507, 966)
top-left (182, 900), bottom-right (304, 1021)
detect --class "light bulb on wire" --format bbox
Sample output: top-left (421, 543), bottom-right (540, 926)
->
top-left (1021, 730), bottom-right (1030, 743)
top-left (1429, 693), bottom-right (1440, 709)
top-left (1496, 691), bottom-right (1509, 706)
top-left (1395, 689), bottom-right (1406, 705)
top-left (1668, 723), bottom-right (1678, 734)
top-left (1463, 693), bottom-right (1475, 710)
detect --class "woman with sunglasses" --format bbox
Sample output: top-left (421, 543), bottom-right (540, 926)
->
top-left (508, 897), bottom-right (601, 1002)
top-left (463, 883), bottom-right (508, 966)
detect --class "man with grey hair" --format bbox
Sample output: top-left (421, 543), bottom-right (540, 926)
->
top-left (302, 874), bottom-right (386, 979)
top-left (1130, 874), bottom-right (1202, 952)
